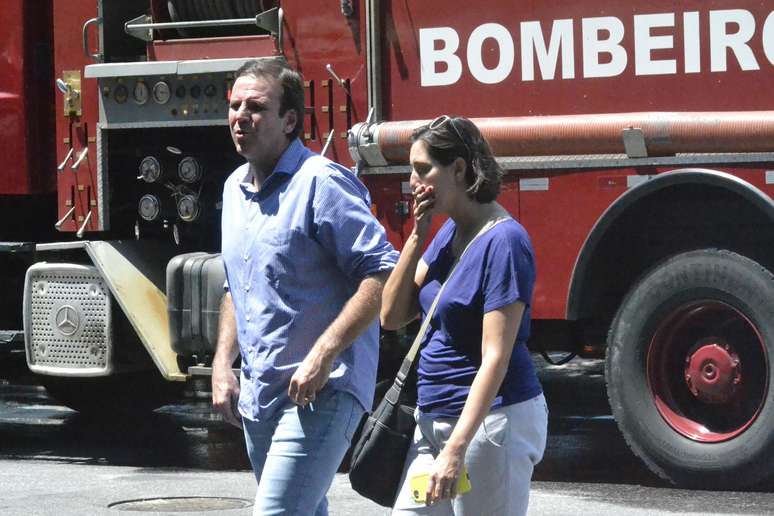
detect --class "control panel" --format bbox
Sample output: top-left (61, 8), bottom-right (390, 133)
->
top-left (98, 73), bottom-right (231, 127)
top-left (84, 58), bottom-right (266, 127)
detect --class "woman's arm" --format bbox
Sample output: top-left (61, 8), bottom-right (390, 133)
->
top-left (425, 300), bottom-right (525, 504)
top-left (380, 235), bottom-right (428, 330)
top-left (380, 184), bottom-right (434, 330)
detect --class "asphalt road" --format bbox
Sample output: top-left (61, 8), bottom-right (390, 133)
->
top-left (2, 355), bottom-right (774, 515)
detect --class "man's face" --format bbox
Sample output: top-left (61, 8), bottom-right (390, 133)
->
top-left (228, 75), bottom-right (297, 169)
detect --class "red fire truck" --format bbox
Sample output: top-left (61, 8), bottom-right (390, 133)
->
top-left (3, 0), bottom-right (774, 490)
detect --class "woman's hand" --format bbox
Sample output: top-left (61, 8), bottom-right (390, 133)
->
top-left (412, 184), bottom-right (435, 241)
top-left (426, 444), bottom-right (465, 505)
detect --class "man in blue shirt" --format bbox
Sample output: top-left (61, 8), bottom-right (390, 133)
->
top-left (212, 59), bottom-right (398, 516)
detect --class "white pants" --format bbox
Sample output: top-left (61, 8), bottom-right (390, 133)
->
top-left (392, 394), bottom-right (548, 516)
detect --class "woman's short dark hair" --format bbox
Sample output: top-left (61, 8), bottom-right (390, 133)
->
top-left (234, 59), bottom-right (305, 140)
top-left (411, 117), bottom-right (503, 203)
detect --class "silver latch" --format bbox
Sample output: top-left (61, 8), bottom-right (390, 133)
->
top-left (622, 127), bottom-right (648, 158)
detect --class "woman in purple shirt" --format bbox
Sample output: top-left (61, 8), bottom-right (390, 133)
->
top-left (381, 116), bottom-right (548, 516)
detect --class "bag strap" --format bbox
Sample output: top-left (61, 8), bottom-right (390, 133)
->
top-left (387, 217), bottom-right (511, 400)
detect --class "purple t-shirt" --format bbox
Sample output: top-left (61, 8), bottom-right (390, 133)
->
top-left (417, 218), bottom-right (542, 417)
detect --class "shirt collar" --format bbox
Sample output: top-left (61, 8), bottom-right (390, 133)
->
top-left (238, 138), bottom-right (305, 195)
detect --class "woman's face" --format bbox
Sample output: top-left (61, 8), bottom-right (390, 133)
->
top-left (409, 140), bottom-right (463, 214)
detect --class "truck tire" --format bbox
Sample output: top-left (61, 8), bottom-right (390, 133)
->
top-left (41, 372), bottom-right (183, 416)
top-left (606, 249), bottom-right (774, 489)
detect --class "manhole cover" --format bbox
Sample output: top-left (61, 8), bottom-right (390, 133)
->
top-left (108, 497), bottom-right (252, 512)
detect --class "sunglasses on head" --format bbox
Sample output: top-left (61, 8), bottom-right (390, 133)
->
top-left (428, 115), bottom-right (472, 161)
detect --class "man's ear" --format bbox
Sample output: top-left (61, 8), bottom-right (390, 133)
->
top-left (284, 109), bottom-right (298, 136)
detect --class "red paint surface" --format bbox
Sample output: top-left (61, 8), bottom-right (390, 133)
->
top-left (149, 36), bottom-right (278, 61)
top-left (0, 0), bottom-right (27, 194)
top-left (0, 0), bottom-right (55, 195)
top-left (281, 0), bottom-right (369, 159)
top-left (52, 0), bottom-right (103, 233)
top-left (382, 0), bottom-right (774, 121)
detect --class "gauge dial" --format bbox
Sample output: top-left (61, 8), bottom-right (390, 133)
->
top-left (138, 195), bottom-right (161, 221)
top-left (177, 194), bottom-right (200, 222)
top-left (133, 81), bottom-right (149, 105)
top-left (138, 156), bottom-right (162, 183)
top-left (113, 84), bottom-right (128, 104)
top-left (178, 157), bottom-right (203, 183)
top-left (152, 81), bottom-right (171, 104)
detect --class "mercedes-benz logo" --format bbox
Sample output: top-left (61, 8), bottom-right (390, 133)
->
top-left (55, 305), bottom-right (80, 336)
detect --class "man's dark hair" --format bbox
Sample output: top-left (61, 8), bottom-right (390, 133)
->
top-left (412, 117), bottom-right (503, 203)
top-left (234, 59), bottom-right (305, 140)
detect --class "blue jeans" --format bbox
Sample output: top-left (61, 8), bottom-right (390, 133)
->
top-left (243, 387), bottom-right (365, 516)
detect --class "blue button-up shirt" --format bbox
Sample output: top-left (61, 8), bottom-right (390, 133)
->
top-left (221, 139), bottom-right (398, 422)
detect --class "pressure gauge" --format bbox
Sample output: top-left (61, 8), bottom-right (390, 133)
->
top-left (178, 157), bottom-right (203, 183)
top-left (138, 156), bottom-right (163, 183)
top-left (138, 194), bottom-right (161, 221)
top-left (113, 84), bottom-right (128, 104)
top-left (152, 81), bottom-right (171, 104)
top-left (177, 194), bottom-right (200, 222)
top-left (133, 80), bottom-right (149, 105)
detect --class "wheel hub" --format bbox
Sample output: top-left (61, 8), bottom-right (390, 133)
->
top-left (684, 342), bottom-right (741, 404)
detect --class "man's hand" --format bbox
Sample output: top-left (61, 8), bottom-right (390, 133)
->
top-left (212, 362), bottom-right (242, 428)
top-left (288, 271), bottom-right (388, 407)
top-left (288, 349), bottom-right (334, 406)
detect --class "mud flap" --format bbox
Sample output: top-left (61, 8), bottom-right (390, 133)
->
top-left (84, 240), bottom-right (187, 381)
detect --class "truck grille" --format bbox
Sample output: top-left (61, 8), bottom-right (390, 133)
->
top-left (23, 263), bottom-right (113, 376)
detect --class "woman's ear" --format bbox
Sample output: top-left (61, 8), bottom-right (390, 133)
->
top-left (453, 156), bottom-right (467, 184)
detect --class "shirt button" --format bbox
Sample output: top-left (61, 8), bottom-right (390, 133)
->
top-left (245, 284), bottom-right (250, 292)
top-left (245, 314), bottom-right (251, 322)
top-left (243, 254), bottom-right (249, 261)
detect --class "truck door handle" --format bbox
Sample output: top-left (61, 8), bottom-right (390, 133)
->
top-left (82, 17), bottom-right (102, 61)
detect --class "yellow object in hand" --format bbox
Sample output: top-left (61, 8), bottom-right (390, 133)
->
top-left (410, 466), bottom-right (472, 504)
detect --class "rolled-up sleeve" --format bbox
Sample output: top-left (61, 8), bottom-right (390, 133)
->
top-left (312, 169), bottom-right (398, 280)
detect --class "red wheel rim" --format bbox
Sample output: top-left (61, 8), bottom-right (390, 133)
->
top-left (647, 301), bottom-right (768, 443)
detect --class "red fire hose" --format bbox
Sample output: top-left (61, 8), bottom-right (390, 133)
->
top-left (372, 111), bottom-right (774, 164)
